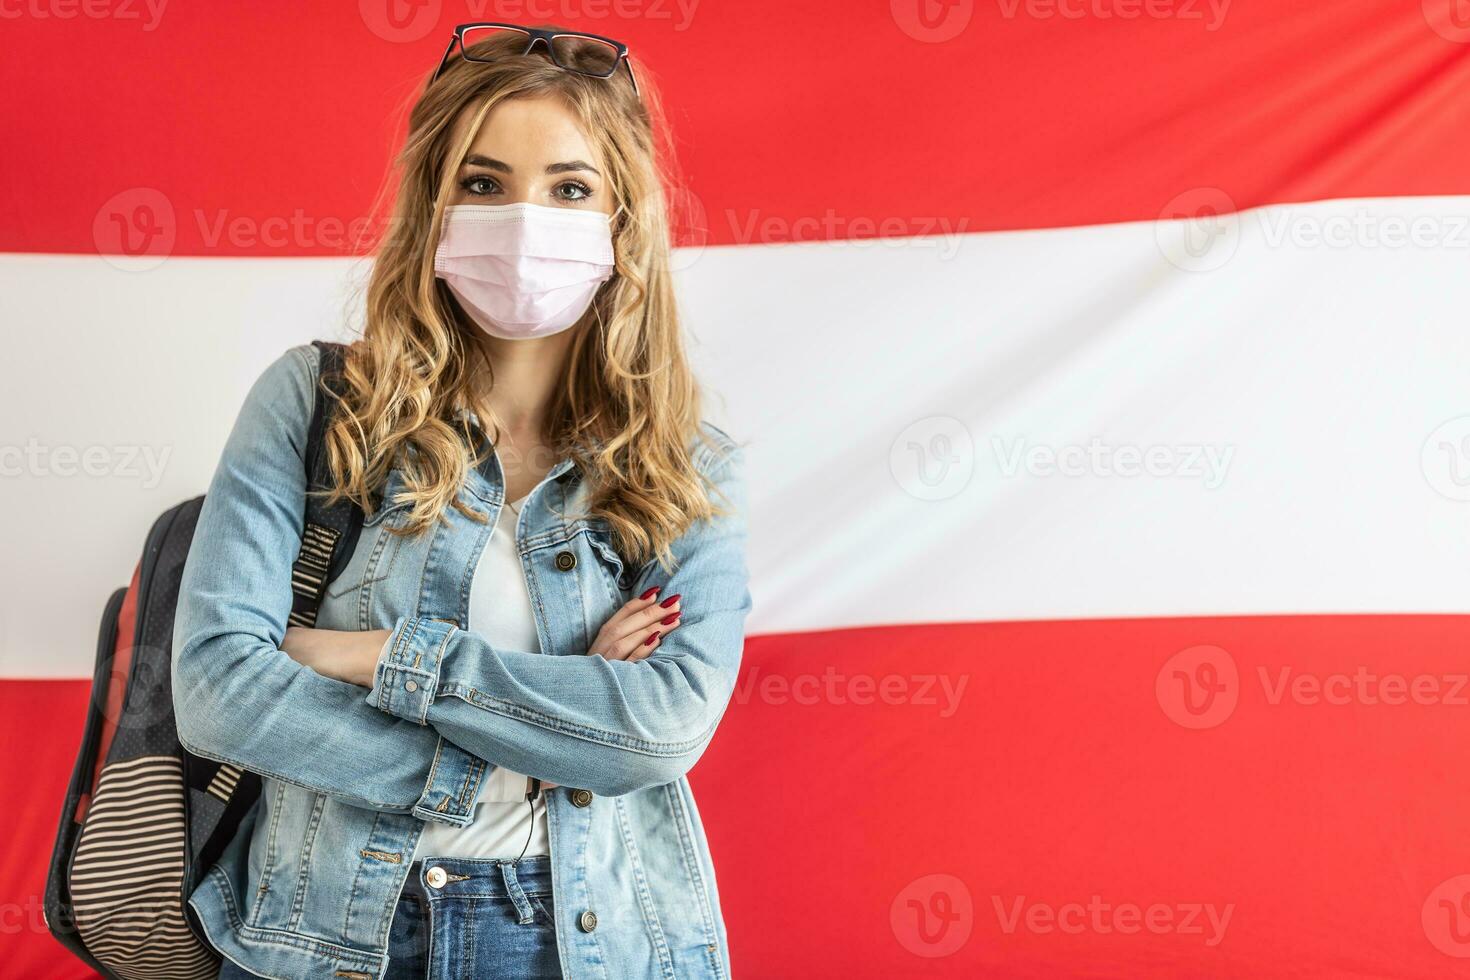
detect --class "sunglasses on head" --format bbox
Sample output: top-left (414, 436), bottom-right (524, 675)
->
top-left (430, 23), bottom-right (640, 98)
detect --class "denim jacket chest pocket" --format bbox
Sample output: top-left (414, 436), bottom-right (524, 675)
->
top-left (582, 520), bottom-right (637, 600)
top-left (512, 518), bottom-right (634, 660)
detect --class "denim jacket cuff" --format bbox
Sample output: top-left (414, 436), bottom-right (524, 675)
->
top-left (368, 615), bottom-right (454, 725)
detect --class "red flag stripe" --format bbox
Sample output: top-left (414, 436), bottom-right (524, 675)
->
top-left (7, 1), bottom-right (1470, 255)
top-left (12, 614), bottom-right (1470, 977)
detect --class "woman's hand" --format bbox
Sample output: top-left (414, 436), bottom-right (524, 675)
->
top-left (588, 587), bottom-right (682, 661)
top-left (281, 627), bottom-right (391, 687)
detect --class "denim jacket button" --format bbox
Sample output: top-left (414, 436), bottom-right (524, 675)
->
top-left (571, 789), bottom-right (594, 808)
top-left (404, 680), bottom-right (418, 693)
top-left (579, 910), bottom-right (598, 932)
top-left (555, 550), bottom-right (577, 571)
top-left (425, 866), bottom-right (447, 889)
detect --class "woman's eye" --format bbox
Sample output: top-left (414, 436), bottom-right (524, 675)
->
top-left (554, 180), bottom-right (593, 202)
top-left (460, 175), bottom-right (499, 196)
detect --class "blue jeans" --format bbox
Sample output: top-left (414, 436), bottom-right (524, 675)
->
top-left (217, 855), bottom-right (561, 979)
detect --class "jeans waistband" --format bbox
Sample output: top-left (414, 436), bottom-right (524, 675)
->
top-left (406, 854), bottom-right (554, 902)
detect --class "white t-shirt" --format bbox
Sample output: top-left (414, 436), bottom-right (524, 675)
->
top-left (413, 492), bottom-right (550, 861)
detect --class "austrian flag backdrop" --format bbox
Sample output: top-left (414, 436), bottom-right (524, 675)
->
top-left (5, 1), bottom-right (1470, 977)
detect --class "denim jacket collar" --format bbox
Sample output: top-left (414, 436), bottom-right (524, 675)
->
top-left (453, 406), bottom-right (585, 495)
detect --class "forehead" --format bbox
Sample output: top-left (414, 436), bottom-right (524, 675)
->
top-left (450, 94), bottom-right (602, 165)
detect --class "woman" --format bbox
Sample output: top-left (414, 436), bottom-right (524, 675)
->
top-left (172, 22), bottom-right (751, 980)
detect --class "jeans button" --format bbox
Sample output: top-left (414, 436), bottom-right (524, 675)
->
top-left (570, 789), bottom-right (594, 808)
top-left (425, 866), bottom-right (447, 889)
top-left (404, 680), bottom-right (418, 693)
top-left (555, 551), bottom-right (577, 571)
top-left (579, 910), bottom-right (598, 932)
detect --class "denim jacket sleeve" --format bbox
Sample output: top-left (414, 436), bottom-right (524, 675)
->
top-left (365, 443), bottom-right (753, 798)
top-left (171, 344), bottom-right (485, 825)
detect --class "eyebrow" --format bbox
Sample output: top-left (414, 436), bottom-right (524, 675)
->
top-left (462, 154), bottom-right (601, 177)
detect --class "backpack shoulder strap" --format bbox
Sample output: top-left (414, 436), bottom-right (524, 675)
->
top-left (289, 340), bottom-right (364, 628)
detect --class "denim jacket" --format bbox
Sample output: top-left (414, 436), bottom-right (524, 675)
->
top-left (171, 343), bottom-right (751, 980)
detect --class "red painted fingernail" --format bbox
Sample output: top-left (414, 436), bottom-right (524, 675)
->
top-left (660, 613), bottom-right (679, 625)
top-left (659, 593), bottom-right (681, 608)
top-left (645, 631), bottom-right (660, 646)
top-left (639, 587), bottom-right (660, 600)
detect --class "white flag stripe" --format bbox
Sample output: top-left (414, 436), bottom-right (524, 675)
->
top-left (4, 196), bottom-right (1469, 677)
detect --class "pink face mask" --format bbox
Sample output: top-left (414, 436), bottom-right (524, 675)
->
top-left (433, 202), bottom-right (617, 341)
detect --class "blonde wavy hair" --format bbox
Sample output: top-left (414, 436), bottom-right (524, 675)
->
top-left (324, 25), bottom-right (734, 574)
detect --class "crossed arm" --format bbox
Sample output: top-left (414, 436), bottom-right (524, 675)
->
top-left (171, 346), bottom-right (751, 818)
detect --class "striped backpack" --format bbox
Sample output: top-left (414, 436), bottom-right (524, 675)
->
top-left (44, 340), bottom-right (364, 979)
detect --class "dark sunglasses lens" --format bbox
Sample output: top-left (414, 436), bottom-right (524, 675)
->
top-left (459, 25), bottom-right (533, 63)
top-left (549, 34), bottom-right (621, 76)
